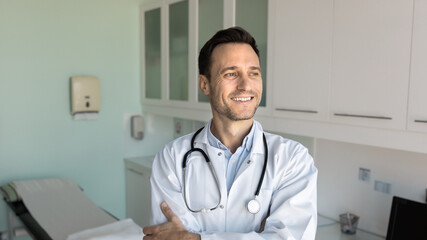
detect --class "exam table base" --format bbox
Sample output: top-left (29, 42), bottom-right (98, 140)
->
top-left (6, 201), bottom-right (52, 240)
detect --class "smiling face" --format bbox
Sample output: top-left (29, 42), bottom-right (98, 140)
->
top-left (199, 43), bottom-right (263, 122)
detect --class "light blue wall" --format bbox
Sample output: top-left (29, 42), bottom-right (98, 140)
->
top-left (0, 0), bottom-right (173, 231)
top-left (0, 0), bottom-right (314, 234)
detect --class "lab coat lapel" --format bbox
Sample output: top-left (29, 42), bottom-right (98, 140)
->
top-left (191, 125), bottom-right (228, 210)
top-left (234, 121), bottom-right (265, 179)
top-left (192, 125), bottom-right (228, 194)
top-left (205, 145), bottom-right (228, 197)
top-left (231, 121), bottom-right (266, 192)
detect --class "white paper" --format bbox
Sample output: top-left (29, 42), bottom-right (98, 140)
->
top-left (14, 178), bottom-right (116, 240)
top-left (73, 113), bottom-right (98, 120)
top-left (67, 219), bottom-right (143, 240)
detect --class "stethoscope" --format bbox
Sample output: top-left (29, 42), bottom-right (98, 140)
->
top-left (182, 127), bottom-right (268, 214)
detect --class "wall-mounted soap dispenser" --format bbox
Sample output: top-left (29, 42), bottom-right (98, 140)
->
top-left (131, 115), bottom-right (144, 140)
top-left (70, 76), bottom-right (100, 118)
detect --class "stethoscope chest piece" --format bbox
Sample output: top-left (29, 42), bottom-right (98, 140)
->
top-left (247, 198), bottom-right (260, 214)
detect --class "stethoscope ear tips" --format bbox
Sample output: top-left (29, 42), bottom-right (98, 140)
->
top-left (247, 199), bottom-right (260, 214)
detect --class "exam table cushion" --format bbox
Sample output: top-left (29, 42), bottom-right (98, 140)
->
top-left (1, 180), bottom-right (84, 202)
top-left (1, 178), bottom-right (118, 240)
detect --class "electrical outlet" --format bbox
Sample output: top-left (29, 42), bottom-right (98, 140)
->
top-left (374, 180), bottom-right (391, 194)
top-left (359, 168), bottom-right (371, 182)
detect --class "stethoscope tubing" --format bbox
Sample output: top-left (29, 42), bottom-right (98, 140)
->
top-left (183, 159), bottom-right (222, 213)
top-left (182, 126), bottom-right (268, 214)
top-left (254, 133), bottom-right (268, 197)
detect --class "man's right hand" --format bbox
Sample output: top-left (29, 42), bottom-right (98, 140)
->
top-left (142, 202), bottom-right (201, 240)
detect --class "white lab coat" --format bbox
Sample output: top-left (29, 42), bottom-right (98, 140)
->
top-left (150, 120), bottom-right (318, 240)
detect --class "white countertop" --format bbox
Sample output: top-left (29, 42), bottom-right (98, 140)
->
top-left (316, 222), bottom-right (385, 240)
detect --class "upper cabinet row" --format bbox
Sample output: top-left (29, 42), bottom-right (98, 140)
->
top-left (273, 0), bottom-right (427, 134)
top-left (273, 0), bottom-right (427, 133)
top-left (141, 0), bottom-right (268, 106)
top-left (141, 0), bottom-right (427, 137)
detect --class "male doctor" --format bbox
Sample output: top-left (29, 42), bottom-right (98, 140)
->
top-left (143, 27), bottom-right (317, 240)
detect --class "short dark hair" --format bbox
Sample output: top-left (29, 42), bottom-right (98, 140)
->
top-left (198, 27), bottom-right (259, 79)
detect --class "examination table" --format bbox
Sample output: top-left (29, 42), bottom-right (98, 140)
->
top-left (1, 178), bottom-right (142, 240)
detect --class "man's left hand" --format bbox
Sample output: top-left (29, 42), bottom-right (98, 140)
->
top-left (142, 202), bottom-right (201, 240)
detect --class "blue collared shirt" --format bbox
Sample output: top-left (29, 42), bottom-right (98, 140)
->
top-left (206, 121), bottom-right (255, 192)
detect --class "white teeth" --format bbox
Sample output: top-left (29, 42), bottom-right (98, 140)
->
top-left (232, 97), bottom-right (251, 101)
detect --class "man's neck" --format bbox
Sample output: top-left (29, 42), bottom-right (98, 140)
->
top-left (210, 117), bottom-right (254, 153)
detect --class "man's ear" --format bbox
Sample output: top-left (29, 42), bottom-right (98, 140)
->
top-left (198, 75), bottom-right (210, 95)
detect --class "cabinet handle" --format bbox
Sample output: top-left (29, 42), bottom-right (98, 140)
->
top-left (415, 120), bottom-right (427, 124)
top-left (276, 108), bottom-right (318, 114)
top-left (334, 113), bottom-right (392, 120)
top-left (127, 168), bottom-right (144, 176)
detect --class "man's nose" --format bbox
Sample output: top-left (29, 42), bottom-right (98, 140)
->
top-left (237, 74), bottom-right (251, 91)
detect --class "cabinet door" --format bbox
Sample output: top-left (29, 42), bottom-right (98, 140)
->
top-left (272, 0), bottom-right (333, 121)
top-left (143, 7), bottom-right (162, 100)
top-left (330, 0), bottom-right (413, 129)
top-left (125, 167), bottom-right (151, 227)
top-left (235, 0), bottom-right (268, 107)
top-left (169, 0), bottom-right (189, 101)
top-left (408, 0), bottom-right (427, 133)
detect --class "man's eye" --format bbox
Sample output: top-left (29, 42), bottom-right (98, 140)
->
top-left (249, 72), bottom-right (260, 76)
top-left (225, 73), bottom-right (237, 77)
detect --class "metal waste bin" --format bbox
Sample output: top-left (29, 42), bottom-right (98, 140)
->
top-left (339, 212), bottom-right (359, 234)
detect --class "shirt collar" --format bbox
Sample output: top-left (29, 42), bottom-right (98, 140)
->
top-left (193, 119), bottom-right (265, 155)
top-left (205, 120), bottom-right (256, 152)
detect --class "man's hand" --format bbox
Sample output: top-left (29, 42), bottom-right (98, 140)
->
top-left (143, 202), bottom-right (201, 240)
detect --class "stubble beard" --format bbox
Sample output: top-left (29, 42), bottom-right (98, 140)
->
top-left (210, 92), bottom-right (260, 121)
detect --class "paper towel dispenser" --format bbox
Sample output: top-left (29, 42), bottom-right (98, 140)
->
top-left (70, 76), bottom-right (100, 115)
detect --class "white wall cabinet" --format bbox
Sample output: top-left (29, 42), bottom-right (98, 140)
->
top-left (272, 0), bottom-right (332, 121)
top-left (141, 0), bottom-right (193, 104)
top-left (408, 0), bottom-right (427, 133)
top-left (329, 0), bottom-right (413, 130)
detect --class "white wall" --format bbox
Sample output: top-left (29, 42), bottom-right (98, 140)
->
top-left (316, 139), bottom-right (427, 236)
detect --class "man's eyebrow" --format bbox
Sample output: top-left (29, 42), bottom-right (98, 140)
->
top-left (219, 66), bottom-right (238, 74)
top-left (249, 66), bottom-right (261, 71)
top-left (219, 66), bottom-right (261, 74)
